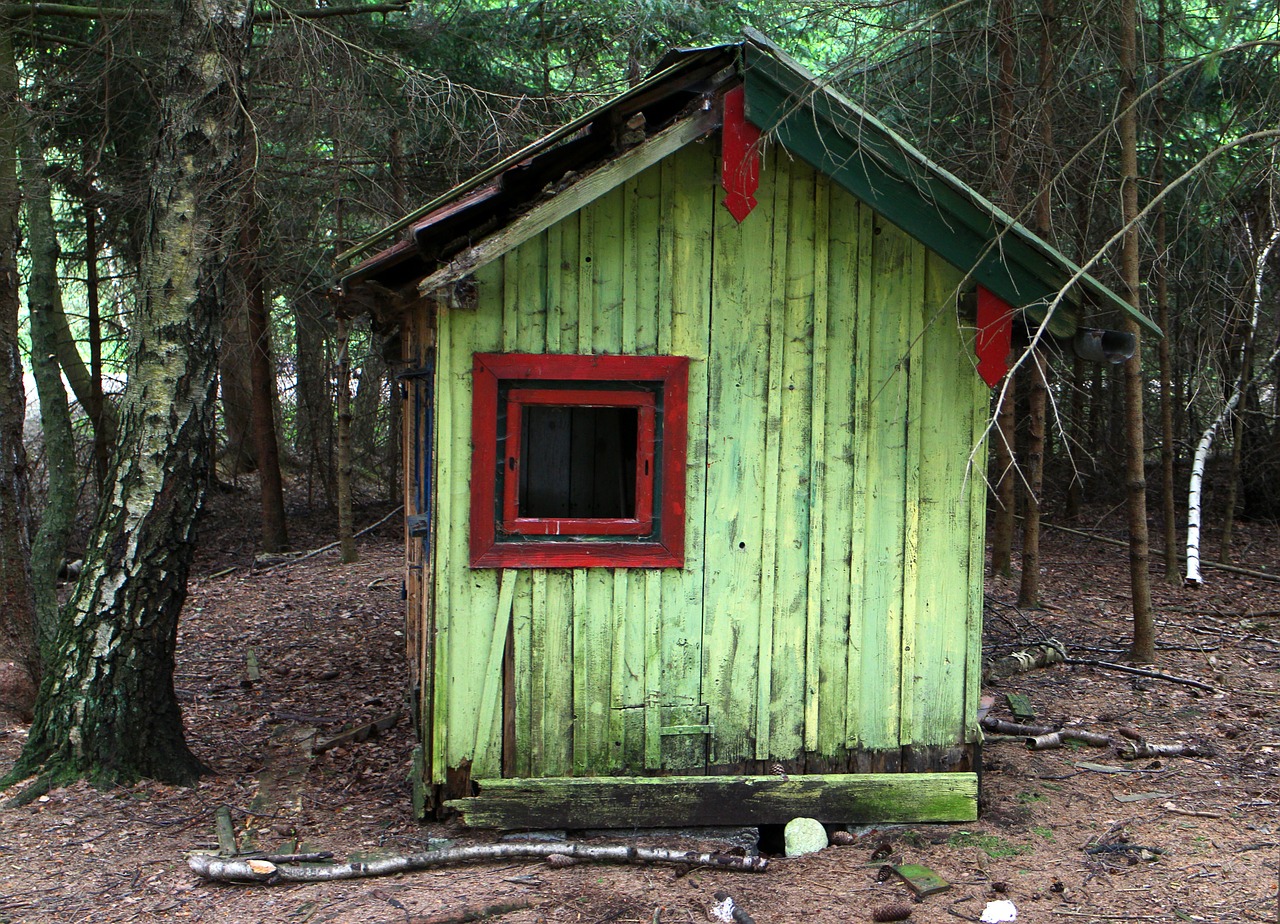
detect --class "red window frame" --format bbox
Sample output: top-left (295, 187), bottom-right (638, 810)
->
top-left (470, 353), bottom-right (688, 569)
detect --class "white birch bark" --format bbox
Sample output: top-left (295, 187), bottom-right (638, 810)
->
top-left (1186, 225), bottom-right (1280, 584)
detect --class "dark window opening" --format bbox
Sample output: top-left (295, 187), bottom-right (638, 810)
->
top-left (518, 405), bottom-right (639, 519)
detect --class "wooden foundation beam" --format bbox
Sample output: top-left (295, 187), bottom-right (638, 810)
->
top-left (446, 772), bottom-right (977, 829)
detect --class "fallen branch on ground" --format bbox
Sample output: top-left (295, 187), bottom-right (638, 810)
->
top-left (188, 841), bottom-right (768, 883)
top-left (1063, 658), bottom-right (1215, 692)
top-left (1117, 738), bottom-right (1212, 759)
top-left (1027, 728), bottom-right (1112, 750)
top-left (980, 716), bottom-right (1212, 759)
top-left (1039, 520), bottom-right (1280, 585)
top-left (311, 709), bottom-right (402, 754)
top-left (982, 639), bottom-right (1066, 683)
top-left (255, 506), bottom-right (404, 572)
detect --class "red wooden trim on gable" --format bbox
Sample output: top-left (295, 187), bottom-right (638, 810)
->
top-left (469, 353), bottom-right (689, 569)
top-left (975, 286), bottom-right (1014, 387)
top-left (721, 85), bottom-right (761, 223)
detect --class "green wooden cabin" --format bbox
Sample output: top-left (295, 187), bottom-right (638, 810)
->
top-left (339, 32), bottom-right (1157, 829)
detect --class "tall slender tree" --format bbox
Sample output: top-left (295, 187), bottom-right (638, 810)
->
top-left (1118, 0), bottom-right (1155, 663)
top-left (0, 17), bottom-right (38, 722)
top-left (6, 0), bottom-right (255, 791)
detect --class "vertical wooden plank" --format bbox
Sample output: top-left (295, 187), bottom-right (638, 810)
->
top-left (571, 568), bottom-right (589, 775)
top-left (528, 569), bottom-right (548, 773)
top-left (622, 177), bottom-right (639, 355)
top-left (592, 186), bottom-right (625, 352)
top-left (510, 570), bottom-right (532, 777)
top-left (559, 213), bottom-right (581, 351)
top-left (767, 155), bottom-right (815, 762)
top-left (643, 569), bottom-right (662, 769)
top-left (609, 569), bottom-right (629, 768)
top-left (702, 161), bottom-right (769, 768)
top-left (545, 223), bottom-right (563, 353)
top-left (542, 570), bottom-right (575, 775)
top-left (905, 252), bottom-right (974, 747)
top-left (897, 235), bottom-right (925, 749)
top-left (502, 252), bottom-right (519, 351)
top-left (517, 235), bottom-right (546, 353)
top-left (657, 155), bottom-right (676, 356)
top-left (844, 202), bottom-right (874, 751)
top-left (817, 186), bottom-right (858, 759)
top-left (441, 262), bottom-right (505, 778)
top-left (430, 298), bottom-right (454, 784)
top-left (661, 143), bottom-right (714, 773)
top-left (633, 163), bottom-right (662, 354)
top-left (804, 175), bottom-right (830, 752)
top-left (582, 568), bottom-right (616, 773)
top-left (853, 213), bottom-right (911, 756)
top-left (755, 151), bottom-right (790, 762)
top-left (577, 208), bottom-right (594, 354)
top-left (965, 367), bottom-right (990, 745)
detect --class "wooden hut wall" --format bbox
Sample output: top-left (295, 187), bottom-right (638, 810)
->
top-left (422, 140), bottom-right (990, 788)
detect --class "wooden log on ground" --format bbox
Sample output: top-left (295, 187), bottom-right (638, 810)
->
top-left (188, 841), bottom-right (769, 884)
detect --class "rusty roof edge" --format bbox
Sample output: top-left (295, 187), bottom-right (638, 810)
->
top-left (335, 44), bottom-right (739, 273)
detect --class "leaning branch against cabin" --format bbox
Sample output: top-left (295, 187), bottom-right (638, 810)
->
top-left (189, 841), bottom-right (769, 883)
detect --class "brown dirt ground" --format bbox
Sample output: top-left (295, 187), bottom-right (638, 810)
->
top-left (2, 489), bottom-right (1278, 924)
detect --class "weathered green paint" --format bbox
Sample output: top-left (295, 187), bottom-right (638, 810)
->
top-left (447, 772), bottom-right (979, 828)
top-left (423, 140), bottom-right (986, 812)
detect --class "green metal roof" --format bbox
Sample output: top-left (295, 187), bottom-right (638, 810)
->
top-left (738, 29), bottom-right (1158, 338)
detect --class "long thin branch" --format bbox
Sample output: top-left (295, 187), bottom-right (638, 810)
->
top-left (189, 842), bottom-right (769, 883)
top-left (1039, 520), bottom-right (1280, 584)
top-left (1063, 658), bottom-right (1215, 692)
top-left (255, 505), bottom-right (403, 573)
top-left (0, 1), bottom-right (410, 21)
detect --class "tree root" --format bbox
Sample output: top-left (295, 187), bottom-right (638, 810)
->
top-left (188, 841), bottom-right (769, 884)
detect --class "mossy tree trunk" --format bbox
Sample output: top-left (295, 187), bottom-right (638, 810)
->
top-left (0, 18), bottom-right (38, 722)
top-left (19, 132), bottom-right (78, 655)
top-left (7, 0), bottom-right (254, 789)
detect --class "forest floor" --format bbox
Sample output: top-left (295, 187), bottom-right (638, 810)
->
top-left (1, 487), bottom-right (1278, 924)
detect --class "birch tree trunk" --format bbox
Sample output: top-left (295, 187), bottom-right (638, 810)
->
top-left (6, 0), bottom-right (254, 789)
top-left (1119, 0), bottom-right (1155, 663)
top-left (0, 19), bottom-right (38, 721)
top-left (1186, 226), bottom-right (1280, 585)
